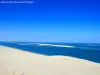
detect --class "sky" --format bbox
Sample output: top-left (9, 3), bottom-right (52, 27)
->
top-left (0, 0), bottom-right (100, 43)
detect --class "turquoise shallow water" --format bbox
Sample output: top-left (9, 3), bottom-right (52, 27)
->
top-left (0, 42), bottom-right (100, 63)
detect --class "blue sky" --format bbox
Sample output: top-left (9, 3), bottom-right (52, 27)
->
top-left (0, 0), bottom-right (100, 43)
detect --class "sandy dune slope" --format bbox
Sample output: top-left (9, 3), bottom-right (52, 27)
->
top-left (0, 46), bottom-right (100, 75)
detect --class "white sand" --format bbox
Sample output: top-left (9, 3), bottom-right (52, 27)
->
top-left (0, 46), bottom-right (100, 75)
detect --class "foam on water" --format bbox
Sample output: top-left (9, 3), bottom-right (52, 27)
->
top-left (38, 44), bottom-right (75, 48)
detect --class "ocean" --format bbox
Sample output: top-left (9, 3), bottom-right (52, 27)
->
top-left (0, 42), bottom-right (100, 63)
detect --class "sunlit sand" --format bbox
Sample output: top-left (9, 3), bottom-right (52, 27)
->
top-left (0, 46), bottom-right (100, 75)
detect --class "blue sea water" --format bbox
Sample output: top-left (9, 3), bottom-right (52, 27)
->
top-left (0, 42), bottom-right (100, 63)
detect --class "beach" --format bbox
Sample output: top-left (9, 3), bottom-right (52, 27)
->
top-left (0, 46), bottom-right (100, 75)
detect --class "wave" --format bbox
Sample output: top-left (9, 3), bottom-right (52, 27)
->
top-left (17, 43), bottom-right (75, 48)
top-left (17, 43), bottom-right (100, 50)
top-left (89, 45), bottom-right (98, 46)
top-left (38, 44), bottom-right (75, 48)
top-left (78, 47), bottom-right (100, 50)
top-left (18, 43), bottom-right (37, 45)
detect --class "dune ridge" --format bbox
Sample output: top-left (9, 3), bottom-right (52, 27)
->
top-left (0, 46), bottom-right (100, 75)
